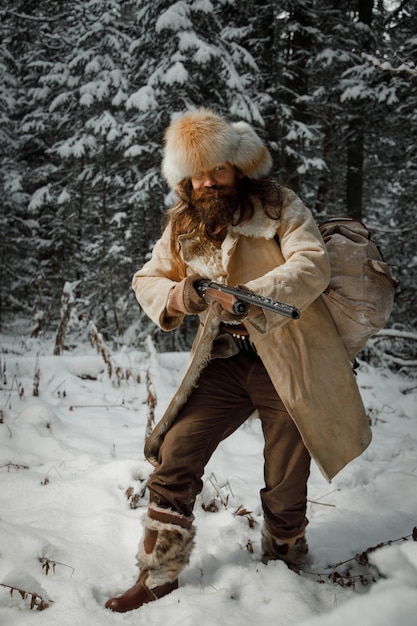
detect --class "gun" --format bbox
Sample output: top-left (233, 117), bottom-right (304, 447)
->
top-left (194, 279), bottom-right (300, 320)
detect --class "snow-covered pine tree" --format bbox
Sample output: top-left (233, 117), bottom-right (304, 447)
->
top-left (358, 1), bottom-right (417, 326)
top-left (0, 0), bottom-right (72, 333)
top-left (0, 34), bottom-right (21, 330)
top-left (16, 0), bottom-right (138, 339)
top-left (1, 0), bottom-right (415, 335)
top-left (124, 0), bottom-right (266, 349)
top-left (227, 0), bottom-right (329, 200)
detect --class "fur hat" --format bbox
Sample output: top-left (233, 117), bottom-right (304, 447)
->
top-left (162, 108), bottom-right (272, 188)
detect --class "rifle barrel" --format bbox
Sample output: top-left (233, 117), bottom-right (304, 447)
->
top-left (195, 280), bottom-right (300, 320)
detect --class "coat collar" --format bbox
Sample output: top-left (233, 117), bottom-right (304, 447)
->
top-left (228, 197), bottom-right (280, 240)
top-left (178, 197), bottom-right (280, 280)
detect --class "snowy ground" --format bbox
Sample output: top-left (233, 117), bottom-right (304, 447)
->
top-left (0, 331), bottom-right (416, 626)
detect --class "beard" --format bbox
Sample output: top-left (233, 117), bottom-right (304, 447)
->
top-left (191, 186), bottom-right (240, 234)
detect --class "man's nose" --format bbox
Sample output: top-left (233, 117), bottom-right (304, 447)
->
top-left (203, 174), bottom-right (216, 187)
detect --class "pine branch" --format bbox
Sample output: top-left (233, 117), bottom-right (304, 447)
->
top-left (2, 9), bottom-right (69, 23)
top-left (362, 52), bottom-right (417, 76)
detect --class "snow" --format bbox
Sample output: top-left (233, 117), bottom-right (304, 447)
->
top-left (126, 86), bottom-right (157, 111)
top-left (56, 135), bottom-right (97, 159)
top-left (0, 332), bottom-right (416, 625)
top-left (179, 32), bottom-right (218, 64)
top-left (162, 61), bottom-right (189, 85)
top-left (156, 2), bottom-right (193, 33)
top-left (57, 189), bottom-right (71, 205)
top-left (28, 185), bottom-right (52, 211)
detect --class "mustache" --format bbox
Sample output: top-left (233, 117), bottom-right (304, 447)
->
top-left (191, 185), bottom-right (237, 203)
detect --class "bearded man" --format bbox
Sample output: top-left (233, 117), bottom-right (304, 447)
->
top-left (105, 108), bottom-right (371, 613)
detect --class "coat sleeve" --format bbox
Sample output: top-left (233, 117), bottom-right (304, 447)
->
top-left (131, 224), bottom-right (187, 331)
top-left (244, 190), bottom-right (331, 333)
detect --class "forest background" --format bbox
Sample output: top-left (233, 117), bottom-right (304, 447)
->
top-left (1, 0), bottom-right (416, 360)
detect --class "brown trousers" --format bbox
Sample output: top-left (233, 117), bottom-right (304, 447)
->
top-left (148, 351), bottom-right (310, 540)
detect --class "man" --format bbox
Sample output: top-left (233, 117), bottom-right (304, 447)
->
top-left (105, 108), bottom-right (371, 613)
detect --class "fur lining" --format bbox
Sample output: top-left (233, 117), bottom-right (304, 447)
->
top-left (137, 510), bottom-right (196, 587)
top-left (182, 236), bottom-right (227, 281)
top-left (143, 204), bottom-right (280, 466)
top-left (144, 312), bottom-right (221, 465)
top-left (230, 198), bottom-right (280, 240)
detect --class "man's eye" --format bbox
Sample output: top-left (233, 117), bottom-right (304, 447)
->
top-left (214, 166), bottom-right (224, 172)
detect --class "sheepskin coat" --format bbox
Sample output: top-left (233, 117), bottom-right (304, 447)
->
top-left (132, 188), bottom-right (372, 482)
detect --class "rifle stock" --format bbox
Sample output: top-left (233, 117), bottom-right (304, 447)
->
top-left (194, 280), bottom-right (300, 320)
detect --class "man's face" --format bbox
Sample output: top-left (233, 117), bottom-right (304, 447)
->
top-left (190, 163), bottom-right (240, 233)
top-left (190, 162), bottom-right (238, 190)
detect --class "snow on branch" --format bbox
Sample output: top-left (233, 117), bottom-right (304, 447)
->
top-left (376, 328), bottom-right (417, 341)
top-left (365, 329), bottom-right (417, 370)
top-left (362, 53), bottom-right (417, 76)
top-left (3, 9), bottom-right (68, 23)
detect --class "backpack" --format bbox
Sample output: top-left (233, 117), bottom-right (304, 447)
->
top-left (318, 217), bottom-right (398, 362)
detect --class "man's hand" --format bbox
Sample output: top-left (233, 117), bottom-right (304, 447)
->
top-left (166, 274), bottom-right (209, 316)
top-left (237, 285), bottom-right (263, 319)
top-left (212, 301), bottom-right (247, 324)
top-left (212, 300), bottom-right (263, 323)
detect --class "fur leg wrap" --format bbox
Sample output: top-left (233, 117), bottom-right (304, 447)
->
top-left (137, 504), bottom-right (196, 588)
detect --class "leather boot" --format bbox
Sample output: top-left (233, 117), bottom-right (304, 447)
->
top-left (261, 525), bottom-right (309, 570)
top-left (105, 569), bottom-right (178, 613)
top-left (105, 504), bottom-right (195, 613)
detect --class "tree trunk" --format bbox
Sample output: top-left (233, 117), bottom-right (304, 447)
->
top-left (346, 114), bottom-right (364, 219)
top-left (345, 0), bottom-right (373, 219)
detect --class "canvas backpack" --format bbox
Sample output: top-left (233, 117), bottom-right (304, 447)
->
top-left (318, 217), bottom-right (398, 362)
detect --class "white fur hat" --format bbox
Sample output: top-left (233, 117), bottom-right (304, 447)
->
top-left (162, 108), bottom-right (272, 188)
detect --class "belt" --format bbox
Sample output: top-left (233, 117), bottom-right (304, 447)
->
top-left (220, 323), bottom-right (259, 359)
top-left (219, 322), bottom-right (248, 336)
